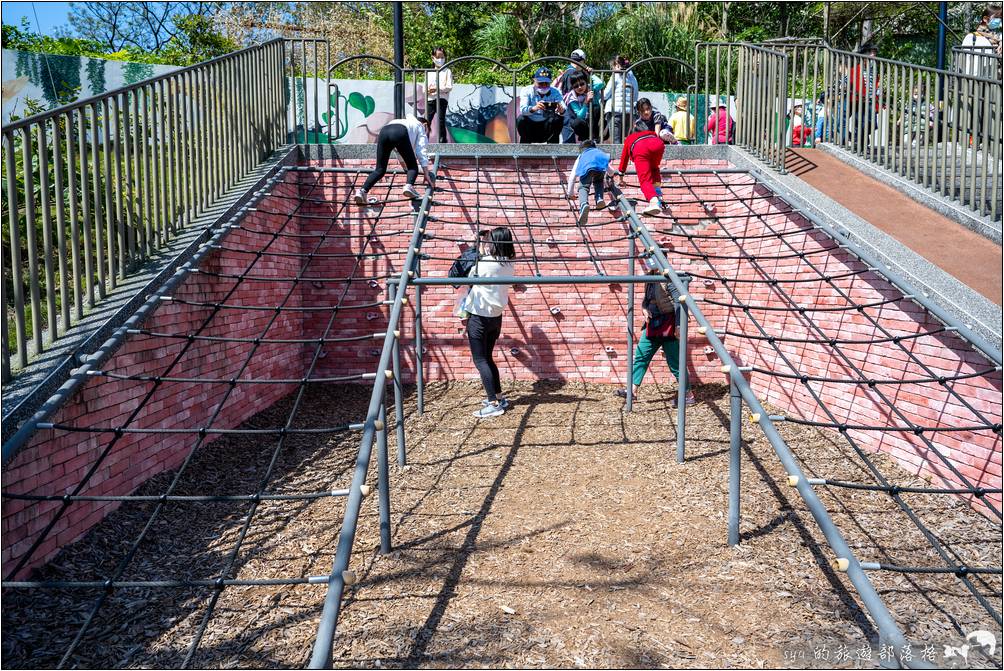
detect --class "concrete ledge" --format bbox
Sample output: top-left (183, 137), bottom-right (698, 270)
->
top-left (725, 146), bottom-right (1002, 353)
top-left (1, 146), bottom-right (299, 443)
top-left (300, 142), bottom-right (733, 162)
top-left (817, 143), bottom-right (1002, 244)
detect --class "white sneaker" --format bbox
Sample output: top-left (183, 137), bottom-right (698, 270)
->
top-left (482, 397), bottom-right (510, 410)
top-left (402, 184), bottom-right (421, 199)
top-left (354, 188), bottom-right (368, 205)
top-left (472, 403), bottom-right (505, 418)
top-left (642, 197), bottom-right (662, 216)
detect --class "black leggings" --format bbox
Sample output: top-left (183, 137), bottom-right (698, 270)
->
top-left (467, 313), bottom-right (502, 401)
top-left (362, 123), bottom-right (418, 192)
top-left (427, 97), bottom-right (449, 142)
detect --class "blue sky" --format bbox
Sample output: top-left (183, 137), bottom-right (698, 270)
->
top-left (2, 2), bottom-right (73, 34)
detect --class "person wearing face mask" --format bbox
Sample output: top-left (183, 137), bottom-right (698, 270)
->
top-left (516, 67), bottom-right (565, 143)
top-left (425, 46), bottom-right (454, 143)
top-left (960, 5), bottom-right (1002, 79)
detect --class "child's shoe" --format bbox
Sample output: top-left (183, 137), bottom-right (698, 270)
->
top-left (354, 188), bottom-right (368, 205)
top-left (473, 402), bottom-right (505, 418)
top-left (593, 200), bottom-right (608, 210)
top-left (577, 204), bottom-right (590, 225)
top-left (642, 197), bottom-right (662, 216)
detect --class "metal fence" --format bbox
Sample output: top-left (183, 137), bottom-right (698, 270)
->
top-left (4, 38), bottom-right (1002, 381)
top-left (282, 37), bottom-right (695, 146)
top-left (822, 48), bottom-right (1001, 220)
top-left (1, 39), bottom-right (286, 381)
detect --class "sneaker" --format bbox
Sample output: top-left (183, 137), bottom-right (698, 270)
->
top-left (593, 200), bottom-right (608, 210)
top-left (614, 388), bottom-right (631, 399)
top-left (642, 197), bottom-right (662, 216)
top-left (402, 184), bottom-right (421, 199)
top-left (577, 204), bottom-right (589, 225)
top-left (472, 402), bottom-right (505, 418)
top-left (671, 391), bottom-right (697, 408)
top-left (482, 397), bottom-right (511, 410)
top-left (354, 188), bottom-right (368, 205)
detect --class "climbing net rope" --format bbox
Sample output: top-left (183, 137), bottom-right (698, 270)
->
top-left (2, 156), bottom-right (1001, 667)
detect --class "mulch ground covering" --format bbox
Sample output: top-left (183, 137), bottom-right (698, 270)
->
top-left (3, 381), bottom-right (1001, 668)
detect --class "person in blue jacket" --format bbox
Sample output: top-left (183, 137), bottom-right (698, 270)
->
top-left (516, 66), bottom-right (565, 143)
top-left (565, 140), bottom-right (617, 224)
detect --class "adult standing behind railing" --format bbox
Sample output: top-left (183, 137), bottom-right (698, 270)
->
top-left (426, 46), bottom-right (454, 143)
top-left (848, 43), bottom-right (881, 150)
top-left (706, 98), bottom-right (734, 144)
top-left (603, 55), bottom-right (638, 143)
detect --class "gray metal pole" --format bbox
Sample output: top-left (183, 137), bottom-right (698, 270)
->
top-left (626, 235), bottom-right (636, 412)
top-left (393, 2), bottom-right (404, 118)
top-left (376, 400), bottom-right (391, 554)
top-left (388, 280), bottom-right (407, 467)
top-left (675, 275), bottom-right (692, 464)
top-left (728, 372), bottom-right (742, 546)
top-left (414, 257), bottom-right (425, 416)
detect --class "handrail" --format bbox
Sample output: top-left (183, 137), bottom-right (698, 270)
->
top-left (0, 39), bottom-right (285, 133)
top-left (308, 153), bottom-right (440, 668)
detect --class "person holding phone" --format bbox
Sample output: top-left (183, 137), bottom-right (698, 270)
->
top-left (516, 67), bottom-right (565, 143)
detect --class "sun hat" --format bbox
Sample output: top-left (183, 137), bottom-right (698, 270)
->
top-left (675, 96), bottom-right (688, 110)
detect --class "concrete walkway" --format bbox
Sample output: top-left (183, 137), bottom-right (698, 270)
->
top-left (786, 148), bottom-right (1002, 306)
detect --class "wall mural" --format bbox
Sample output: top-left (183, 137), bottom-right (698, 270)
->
top-left (3, 50), bottom-right (722, 145)
top-left (287, 75), bottom-right (713, 144)
top-left (2, 49), bottom-right (179, 122)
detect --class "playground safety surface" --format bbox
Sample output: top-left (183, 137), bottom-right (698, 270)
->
top-left (3, 381), bottom-right (1000, 669)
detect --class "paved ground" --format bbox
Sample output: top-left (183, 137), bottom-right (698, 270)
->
top-left (786, 148), bottom-right (1002, 306)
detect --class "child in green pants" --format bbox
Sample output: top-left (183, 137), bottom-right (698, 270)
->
top-left (616, 273), bottom-right (696, 407)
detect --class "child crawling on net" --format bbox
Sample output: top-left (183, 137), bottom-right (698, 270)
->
top-left (565, 140), bottom-right (618, 225)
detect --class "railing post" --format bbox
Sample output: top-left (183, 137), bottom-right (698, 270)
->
top-left (728, 370), bottom-right (742, 546)
top-left (675, 275), bottom-right (692, 464)
top-left (625, 234), bottom-right (636, 412)
top-left (414, 256), bottom-right (425, 416)
top-left (376, 401), bottom-right (392, 554)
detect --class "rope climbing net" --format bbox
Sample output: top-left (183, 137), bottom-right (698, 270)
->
top-left (1, 154), bottom-right (1001, 669)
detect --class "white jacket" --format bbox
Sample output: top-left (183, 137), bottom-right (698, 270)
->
top-left (466, 256), bottom-right (514, 318)
top-left (425, 67), bottom-right (454, 101)
top-left (603, 71), bottom-right (639, 113)
top-left (386, 114), bottom-right (431, 168)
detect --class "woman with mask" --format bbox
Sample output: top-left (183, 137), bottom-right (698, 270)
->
top-left (426, 46), bottom-right (454, 143)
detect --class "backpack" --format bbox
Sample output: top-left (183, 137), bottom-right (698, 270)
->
top-left (644, 282), bottom-right (677, 339)
top-left (448, 247), bottom-right (480, 287)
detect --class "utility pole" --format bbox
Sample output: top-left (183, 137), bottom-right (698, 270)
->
top-left (393, 1), bottom-right (404, 118)
top-left (936, 1), bottom-right (948, 71)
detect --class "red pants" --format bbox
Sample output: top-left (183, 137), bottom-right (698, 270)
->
top-left (631, 136), bottom-right (665, 201)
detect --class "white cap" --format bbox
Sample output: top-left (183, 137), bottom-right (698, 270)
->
top-left (570, 49), bottom-right (587, 61)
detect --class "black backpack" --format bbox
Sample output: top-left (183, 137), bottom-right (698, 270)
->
top-left (448, 247), bottom-right (480, 287)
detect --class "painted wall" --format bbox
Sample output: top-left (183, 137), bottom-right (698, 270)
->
top-left (2, 49), bottom-right (180, 121)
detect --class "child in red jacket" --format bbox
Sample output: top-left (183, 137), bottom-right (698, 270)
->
top-left (616, 128), bottom-right (666, 215)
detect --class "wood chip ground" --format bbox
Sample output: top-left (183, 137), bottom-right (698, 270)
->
top-left (3, 381), bottom-right (1001, 668)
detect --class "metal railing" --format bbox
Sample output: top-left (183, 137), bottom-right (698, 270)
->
top-left (2, 39), bottom-right (286, 381)
top-left (282, 37), bottom-right (695, 146)
top-left (822, 48), bottom-right (1001, 220)
top-left (695, 43), bottom-right (790, 171)
top-left (951, 44), bottom-right (1002, 81)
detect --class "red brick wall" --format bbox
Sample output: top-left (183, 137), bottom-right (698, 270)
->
top-left (4, 156), bottom-right (1000, 577)
top-left (2, 178), bottom-right (307, 578)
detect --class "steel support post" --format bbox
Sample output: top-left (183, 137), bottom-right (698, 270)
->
top-left (376, 401), bottom-right (391, 554)
top-left (728, 372), bottom-right (742, 546)
top-left (388, 281), bottom-right (407, 466)
top-left (414, 257), bottom-right (425, 416)
top-left (675, 275), bottom-right (692, 464)
top-left (392, 2), bottom-right (404, 118)
top-left (626, 235), bottom-right (636, 412)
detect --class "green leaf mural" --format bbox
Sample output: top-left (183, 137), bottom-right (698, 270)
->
top-left (347, 91), bottom-right (375, 117)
